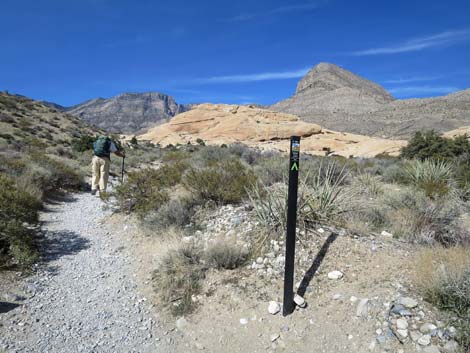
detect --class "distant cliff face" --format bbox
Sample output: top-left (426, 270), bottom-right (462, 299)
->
top-left (271, 63), bottom-right (470, 139)
top-left (67, 92), bottom-right (191, 134)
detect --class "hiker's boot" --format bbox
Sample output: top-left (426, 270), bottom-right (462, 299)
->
top-left (91, 189), bottom-right (97, 196)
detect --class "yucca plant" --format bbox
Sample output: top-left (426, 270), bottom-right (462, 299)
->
top-left (404, 159), bottom-right (454, 199)
top-left (353, 172), bottom-right (383, 197)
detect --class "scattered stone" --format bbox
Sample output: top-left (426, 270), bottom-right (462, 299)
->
top-left (390, 304), bottom-right (412, 316)
top-left (176, 317), bottom-right (188, 330)
top-left (396, 318), bottom-right (408, 330)
top-left (270, 334), bottom-right (280, 342)
top-left (239, 318), bottom-right (248, 325)
top-left (268, 301), bottom-right (280, 315)
top-left (332, 294), bottom-right (342, 300)
top-left (396, 329), bottom-right (408, 338)
top-left (327, 270), bottom-right (343, 280)
top-left (423, 346), bottom-right (441, 353)
top-left (420, 323), bottom-right (438, 334)
top-left (381, 230), bottom-right (393, 237)
top-left (293, 294), bottom-right (306, 308)
top-left (397, 297), bottom-right (418, 309)
top-left (410, 330), bottom-right (422, 342)
top-left (350, 296), bottom-right (358, 303)
top-left (317, 228), bottom-right (325, 233)
top-left (256, 257), bottom-right (263, 264)
top-left (376, 335), bottom-right (386, 344)
top-left (443, 340), bottom-right (459, 353)
top-left (417, 334), bottom-right (431, 346)
top-left (356, 298), bottom-right (369, 318)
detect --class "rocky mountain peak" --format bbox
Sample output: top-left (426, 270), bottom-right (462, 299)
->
top-left (295, 62), bottom-right (394, 102)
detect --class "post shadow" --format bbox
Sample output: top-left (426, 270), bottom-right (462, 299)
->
top-left (0, 301), bottom-right (21, 314)
top-left (296, 232), bottom-right (338, 297)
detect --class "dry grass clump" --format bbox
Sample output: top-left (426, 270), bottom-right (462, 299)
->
top-left (353, 172), bottom-right (383, 196)
top-left (415, 247), bottom-right (470, 350)
top-left (205, 239), bottom-right (248, 270)
top-left (152, 239), bottom-right (205, 316)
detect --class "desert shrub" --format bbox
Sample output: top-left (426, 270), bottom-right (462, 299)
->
top-left (401, 131), bottom-right (470, 161)
top-left (162, 150), bottom-right (191, 163)
top-left (192, 145), bottom-right (233, 166)
top-left (72, 134), bottom-right (95, 152)
top-left (385, 188), bottom-right (468, 245)
top-left (196, 138), bottom-right (205, 146)
top-left (250, 162), bottom-right (356, 232)
top-left (183, 159), bottom-right (257, 204)
top-left (253, 154), bottom-right (288, 185)
top-left (144, 196), bottom-right (199, 229)
top-left (404, 159), bottom-right (454, 199)
top-left (31, 154), bottom-right (84, 192)
top-left (152, 241), bottom-right (205, 316)
top-left (381, 160), bottom-right (410, 184)
top-left (353, 172), bottom-right (383, 196)
top-left (130, 136), bottom-right (138, 145)
top-left (0, 174), bottom-right (41, 266)
top-left (415, 247), bottom-right (470, 350)
top-left (205, 239), bottom-right (248, 270)
top-left (227, 143), bottom-right (262, 165)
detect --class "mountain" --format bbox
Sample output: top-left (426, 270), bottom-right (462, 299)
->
top-left (139, 104), bottom-right (406, 158)
top-left (67, 92), bottom-right (191, 134)
top-left (271, 63), bottom-right (470, 139)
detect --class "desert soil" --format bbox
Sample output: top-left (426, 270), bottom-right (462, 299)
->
top-left (0, 191), bottom-right (454, 353)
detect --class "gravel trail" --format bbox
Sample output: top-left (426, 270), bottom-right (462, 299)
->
top-left (0, 192), bottom-right (180, 353)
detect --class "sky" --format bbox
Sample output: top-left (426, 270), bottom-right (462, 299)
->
top-left (1, 0), bottom-right (469, 106)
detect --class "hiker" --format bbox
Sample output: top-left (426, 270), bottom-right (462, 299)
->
top-left (91, 135), bottom-right (125, 195)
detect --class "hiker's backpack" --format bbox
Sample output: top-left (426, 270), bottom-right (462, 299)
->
top-left (93, 136), bottom-right (111, 157)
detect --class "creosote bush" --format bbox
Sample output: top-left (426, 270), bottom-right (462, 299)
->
top-left (205, 239), bottom-right (248, 270)
top-left (183, 158), bottom-right (257, 204)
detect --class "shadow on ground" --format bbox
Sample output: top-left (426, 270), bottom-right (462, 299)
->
top-left (37, 230), bottom-right (90, 262)
top-left (297, 232), bottom-right (338, 297)
top-left (0, 301), bottom-right (21, 314)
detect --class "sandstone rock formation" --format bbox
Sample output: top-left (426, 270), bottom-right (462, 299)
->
top-left (271, 63), bottom-right (470, 139)
top-left (139, 104), bottom-right (406, 158)
top-left (67, 92), bottom-right (190, 134)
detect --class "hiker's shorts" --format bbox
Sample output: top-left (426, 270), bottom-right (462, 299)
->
top-left (91, 156), bottom-right (110, 191)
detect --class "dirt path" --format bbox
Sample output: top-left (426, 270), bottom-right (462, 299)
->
top-left (0, 192), bottom-right (181, 353)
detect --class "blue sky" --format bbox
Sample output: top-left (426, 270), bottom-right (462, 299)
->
top-left (1, 0), bottom-right (469, 106)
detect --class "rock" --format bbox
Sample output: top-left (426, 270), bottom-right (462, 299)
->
top-left (317, 228), bottom-right (325, 233)
top-left (446, 326), bottom-right (457, 338)
top-left (332, 294), bottom-right (342, 300)
top-left (420, 323), bottom-right (438, 334)
top-left (293, 294), bottom-right (306, 308)
top-left (396, 318), bottom-right (408, 330)
top-left (268, 301), bottom-right (280, 315)
top-left (423, 346), bottom-right (441, 353)
top-left (270, 334), bottom-right (280, 342)
top-left (327, 270), bottom-right (343, 280)
top-left (376, 335), bottom-right (386, 344)
top-left (381, 230), bottom-right (393, 237)
top-left (397, 297), bottom-right (418, 309)
top-left (256, 257), bottom-right (263, 264)
top-left (368, 340), bottom-right (376, 350)
top-left (176, 317), bottom-right (188, 330)
top-left (390, 304), bottom-right (412, 316)
top-left (410, 330), bottom-right (422, 342)
top-left (240, 318), bottom-right (248, 325)
top-left (417, 334), bottom-right (431, 346)
top-left (396, 329), bottom-right (408, 339)
top-left (442, 340), bottom-right (459, 353)
top-left (356, 298), bottom-right (369, 318)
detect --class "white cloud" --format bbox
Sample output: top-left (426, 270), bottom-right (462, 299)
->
top-left (388, 86), bottom-right (460, 96)
top-left (197, 68), bottom-right (310, 83)
top-left (353, 29), bottom-right (470, 56)
top-left (227, 2), bottom-right (321, 22)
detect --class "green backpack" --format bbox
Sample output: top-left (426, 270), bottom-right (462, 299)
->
top-left (93, 136), bottom-right (111, 157)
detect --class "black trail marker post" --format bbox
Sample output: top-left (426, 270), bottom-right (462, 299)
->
top-left (283, 136), bottom-right (300, 316)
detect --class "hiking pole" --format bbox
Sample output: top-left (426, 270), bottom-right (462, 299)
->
top-left (121, 156), bottom-right (125, 183)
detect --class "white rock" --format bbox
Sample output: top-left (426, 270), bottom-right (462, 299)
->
top-left (268, 301), bottom-right (280, 315)
top-left (176, 317), bottom-right (188, 330)
top-left (317, 228), bottom-right (325, 233)
top-left (423, 346), bottom-right (440, 353)
top-left (239, 318), bottom-right (248, 325)
top-left (327, 270), bottom-right (343, 280)
top-left (397, 297), bottom-right (418, 309)
top-left (417, 334), bottom-right (431, 346)
top-left (356, 298), bottom-right (369, 318)
top-left (420, 323), bottom-right (437, 334)
top-left (332, 294), bottom-right (342, 300)
top-left (397, 329), bottom-right (408, 338)
top-left (256, 257), bottom-right (263, 264)
top-left (293, 294), bottom-right (306, 308)
top-left (381, 230), bottom-right (393, 237)
top-left (410, 330), bottom-right (422, 342)
top-left (396, 318), bottom-right (409, 330)
top-left (350, 296), bottom-right (358, 303)
top-left (443, 340), bottom-right (459, 353)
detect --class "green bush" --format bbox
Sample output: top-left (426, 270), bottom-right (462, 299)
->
top-left (401, 131), bottom-right (470, 161)
top-left (144, 196), bottom-right (199, 229)
top-left (183, 159), bottom-right (257, 204)
top-left (72, 134), bottom-right (96, 152)
top-left (0, 174), bottom-right (41, 266)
